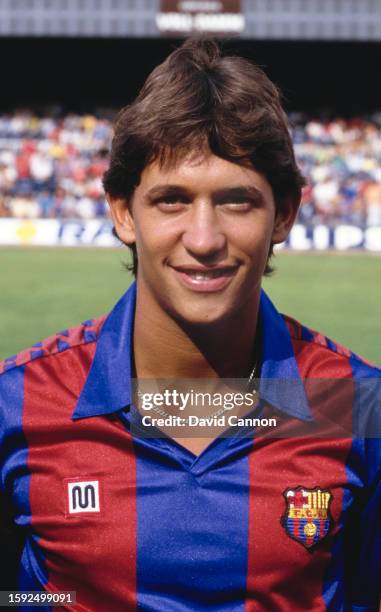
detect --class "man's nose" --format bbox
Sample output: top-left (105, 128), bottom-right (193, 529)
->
top-left (181, 202), bottom-right (227, 258)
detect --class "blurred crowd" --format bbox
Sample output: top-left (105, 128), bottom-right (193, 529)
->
top-left (0, 111), bottom-right (380, 226)
top-left (292, 114), bottom-right (381, 227)
top-left (0, 113), bottom-right (111, 220)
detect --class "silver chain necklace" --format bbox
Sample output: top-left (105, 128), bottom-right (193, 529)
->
top-left (136, 352), bottom-right (261, 424)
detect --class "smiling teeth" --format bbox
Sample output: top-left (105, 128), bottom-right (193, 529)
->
top-left (187, 270), bottom-right (228, 280)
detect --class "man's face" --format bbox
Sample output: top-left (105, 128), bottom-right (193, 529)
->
top-left (110, 151), bottom-right (295, 326)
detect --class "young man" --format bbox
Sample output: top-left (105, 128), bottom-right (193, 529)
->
top-left (1, 38), bottom-right (381, 611)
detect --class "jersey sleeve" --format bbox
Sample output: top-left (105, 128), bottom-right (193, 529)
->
top-left (0, 366), bottom-right (27, 590)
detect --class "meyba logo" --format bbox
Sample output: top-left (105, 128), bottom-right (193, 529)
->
top-left (66, 480), bottom-right (100, 514)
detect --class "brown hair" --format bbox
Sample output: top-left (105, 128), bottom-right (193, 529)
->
top-left (103, 37), bottom-right (304, 275)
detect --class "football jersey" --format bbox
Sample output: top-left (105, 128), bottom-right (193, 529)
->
top-left (1, 281), bottom-right (381, 611)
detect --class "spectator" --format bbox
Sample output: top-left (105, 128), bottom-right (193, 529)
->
top-left (362, 180), bottom-right (381, 227)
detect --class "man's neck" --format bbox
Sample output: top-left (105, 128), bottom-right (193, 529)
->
top-left (132, 283), bottom-right (261, 456)
top-left (133, 286), bottom-right (261, 380)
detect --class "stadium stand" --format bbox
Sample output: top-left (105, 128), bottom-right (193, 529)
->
top-left (0, 112), bottom-right (380, 227)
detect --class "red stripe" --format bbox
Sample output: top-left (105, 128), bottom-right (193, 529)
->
top-left (335, 343), bottom-right (352, 359)
top-left (6, 316), bottom-right (107, 370)
top-left (16, 347), bottom-right (40, 366)
top-left (292, 338), bottom-right (354, 433)
top-left (310, 332), bottom-right (328, 348)
top-left (23, 345), bottom-right (137, 611)
top-left (246, 435), bottom-right (352, 611)
top-left (245, 340), bottom-right (354, 611)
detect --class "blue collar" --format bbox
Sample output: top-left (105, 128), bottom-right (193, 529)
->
top-left (72, 281), bottom-right (311, 422)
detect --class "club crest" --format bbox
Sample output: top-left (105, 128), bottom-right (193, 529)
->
top-left (281, 486), bottom-right (333, 550)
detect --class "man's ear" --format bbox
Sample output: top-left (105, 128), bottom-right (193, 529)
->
top-left (106, 194), bottom-right (135, 245)
top-left (271, 196), bottom-right (300, 245)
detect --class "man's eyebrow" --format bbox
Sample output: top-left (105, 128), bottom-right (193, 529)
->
top-left (212, 186), bottom-right (264, 201)
top-left (144, 184), bottom-right (264, 200)
top-left (144, 185), bottom-right (194, 199)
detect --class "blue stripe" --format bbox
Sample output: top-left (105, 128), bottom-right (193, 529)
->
top-left (0, 367), bottom-right (29, 503)
top-left (57, 339), bottom-right (70, 352)
top-left (0, 366), bottom-right (51, 611)
top-left (82, 319), bottom-right (94, 327)
top-left (344, 358), bottom-right (381, 607)
top-left (322, 435), bottom-right (364, 612)
top-left (73, 282), bottom-right (136, 419)
top-left (4, 357), bottom-right (17, 371)
top-left (259, 292), bottom-right (312, 422)
top-left (300, 325), bottom-right (314, 343)
top-left (18, 536), bottom-right (52, 611)
top-left (83, 330), bottom-right (97, 343)
top-left (322, 357), bottom-right (381, 611)
top-left (57, 329), bottom-right (69, 337)
top-left (325, 338), bottom-right (337, 353)
top-left (135, 439), bottom-right (249, 611)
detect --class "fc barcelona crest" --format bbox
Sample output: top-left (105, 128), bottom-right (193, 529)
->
top-left (281, 486), bottom-right (333, 550)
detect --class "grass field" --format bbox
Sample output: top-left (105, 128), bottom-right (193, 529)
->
top-left (1, 247), bottom-right (380, 365)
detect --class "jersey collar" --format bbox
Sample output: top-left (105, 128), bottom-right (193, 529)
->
top-left (72, 281), bottom-right (311, 422)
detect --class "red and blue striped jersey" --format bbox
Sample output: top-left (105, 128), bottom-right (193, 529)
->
top-left (1, 281), bottom-right (381, 611)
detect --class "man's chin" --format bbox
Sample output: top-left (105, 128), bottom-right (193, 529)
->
top-left (158, 280), bottom-right (256, 328)
top-left (168, 303), bottom-right (235, 329)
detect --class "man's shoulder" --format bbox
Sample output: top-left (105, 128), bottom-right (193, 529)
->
top-left (281, 312), bottom-right (381, 377)
top-left (0, 314), bottom-right (107, 379)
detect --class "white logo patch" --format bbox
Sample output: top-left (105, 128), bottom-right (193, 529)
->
top-left (67, 480), bottom-right (100, 514)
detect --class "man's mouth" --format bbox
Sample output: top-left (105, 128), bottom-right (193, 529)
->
top-left (184, 268), bottom-right (234, 280)
top-left (170, 265), bottom-right (239, 292)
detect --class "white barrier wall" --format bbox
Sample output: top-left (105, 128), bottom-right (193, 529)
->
top-left (0, 219), bottom-right (380, 251)
top-left (0, 219), bottom-right (118, 248)
top-left (279, 224), bottom-right (381, 251)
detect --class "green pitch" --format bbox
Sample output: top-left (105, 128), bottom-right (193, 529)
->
top-left (1, 247), bottom-right (380, 366)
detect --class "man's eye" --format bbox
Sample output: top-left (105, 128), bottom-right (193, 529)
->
top-left (155, 197), bottom-right (188, 211)
top-left (221, 201), bottom-right (253, 211)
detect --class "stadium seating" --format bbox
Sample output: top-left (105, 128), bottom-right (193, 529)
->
top-left (0, 112), bottom-right (380, 226)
